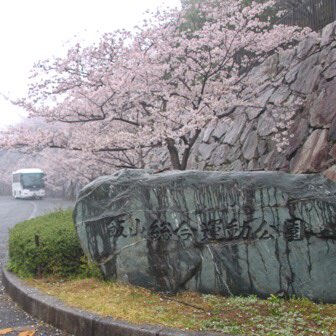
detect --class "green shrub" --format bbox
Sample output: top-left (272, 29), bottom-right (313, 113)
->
top-left (8, 209), bottom-right (101, 278)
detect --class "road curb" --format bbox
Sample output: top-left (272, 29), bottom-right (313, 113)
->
top-left (2, 267), bottom-right (222, 336)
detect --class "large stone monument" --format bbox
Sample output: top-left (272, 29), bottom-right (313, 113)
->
top-left (73, 169), bottom-right (336, 302)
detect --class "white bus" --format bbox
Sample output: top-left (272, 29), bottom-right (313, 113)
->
top-left (12, 168), bottom-right (46, 199)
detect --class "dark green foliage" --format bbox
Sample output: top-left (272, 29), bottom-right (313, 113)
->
top-left (277, 0), bottom-right (336, 31)
top-left (8, 209), bottom-right (101, 278)
top-left (179, 0), bottom-right (279, 33)
top-left (179, 0), bottom-right (207, 32)
top-left (181, 0), bottom-right (336, 31)
top-left (79, 255), bottom-right (104, 279)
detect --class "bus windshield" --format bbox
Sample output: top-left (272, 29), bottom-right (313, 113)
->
top-left (21, 173), bottom-right (45, 189)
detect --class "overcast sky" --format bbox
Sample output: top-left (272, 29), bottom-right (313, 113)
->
top-left (0, 0), bottom-right (180, 129)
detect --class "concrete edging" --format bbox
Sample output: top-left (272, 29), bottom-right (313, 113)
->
top-left (2, 267), bottom-right (221, 336)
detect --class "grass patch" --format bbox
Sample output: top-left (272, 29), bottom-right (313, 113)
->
top-left (25, 277), bottom-right (336, 335)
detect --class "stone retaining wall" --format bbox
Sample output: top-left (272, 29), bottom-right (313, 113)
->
top-left (174, 22), bottom-right (336, 179)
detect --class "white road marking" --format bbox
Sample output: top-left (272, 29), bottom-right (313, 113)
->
top-left (28, 202), bottom-right (38, 220)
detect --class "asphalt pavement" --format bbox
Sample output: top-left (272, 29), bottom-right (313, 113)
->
top-left (0, 196), bottom-right (74, 336)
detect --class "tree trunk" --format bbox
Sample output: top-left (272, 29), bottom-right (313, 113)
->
top-left (166, 129), bottom-right (201, 170)
top-left (166, 138), bottom-right (182, 170)
top-left (180, 129), bottom-right (201, 170)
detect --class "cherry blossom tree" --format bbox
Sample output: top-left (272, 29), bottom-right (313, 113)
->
top-left (1, 0), bottom-right (312, 180)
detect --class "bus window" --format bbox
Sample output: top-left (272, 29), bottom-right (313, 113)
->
top-left (21, 173), bottom-right (45, 189)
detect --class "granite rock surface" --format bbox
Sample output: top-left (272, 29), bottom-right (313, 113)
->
top-left (73, 169), bottom-right (336, 302)
top-left (151, 22), bottom-right (336, 181)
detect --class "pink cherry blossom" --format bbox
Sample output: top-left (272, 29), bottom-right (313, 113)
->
top-left (0, 0), bottom-right (313, 184)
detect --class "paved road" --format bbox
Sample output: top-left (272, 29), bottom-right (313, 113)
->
top-left (0, 196), bottom-right (75, 336)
